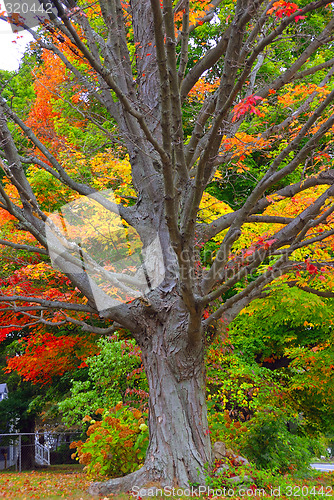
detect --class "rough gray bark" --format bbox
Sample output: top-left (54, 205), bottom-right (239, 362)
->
top-left (89, 297), bottom-right (211, 495)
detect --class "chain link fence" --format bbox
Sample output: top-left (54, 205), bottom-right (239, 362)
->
top-left (0, 432), bottom-right (81, 471)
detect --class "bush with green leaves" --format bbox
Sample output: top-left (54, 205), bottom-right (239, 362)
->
top-left (70, 402), bottom-right (149, 479)
top-left (227, 285), bottom-right (334, 436)
top-left (206, 335), bottom-right (287, 449)
top-left (238, 410), bottom-right (312, 474)
top-left (205, 459), bottom-right (314, 497)
top-left (58, 335), bottom-right (148, 427)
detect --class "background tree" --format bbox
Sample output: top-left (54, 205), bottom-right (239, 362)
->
top-left (0, 333), bottom-right (40, 469)
top-left (0, 0), bottom-right (334, 495)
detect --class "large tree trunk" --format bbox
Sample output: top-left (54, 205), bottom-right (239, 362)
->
top-left (88, 303), bottom-right (212, 496)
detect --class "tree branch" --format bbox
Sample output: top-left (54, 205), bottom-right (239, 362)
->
top-left (288, 283), bottom-right (334, 299)
top-left (0, 295), bottom-right (95, 312)
top-left (0, 239), bottom-right (48, 255)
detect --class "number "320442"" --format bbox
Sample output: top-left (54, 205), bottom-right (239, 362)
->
top-left (5, 2), bottom-right (53, 14)
top-left (284, 485), bottom-right (333, 496)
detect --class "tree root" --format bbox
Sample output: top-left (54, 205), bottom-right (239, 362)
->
top-left (87, 466), bottom-right (159, 497)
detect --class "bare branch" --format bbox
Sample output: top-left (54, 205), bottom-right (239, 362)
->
top-left (163, 0), bottom-right (188, 182)
top-left (150, 0), bottom-right (172, 157)
top-left (64, 314), bottom-right (120, 334)
top-left (177, 0), bottom-right (190, 85)
top-left (0, 239), bottom-right (48, 255)
top-left (274, 226), bottom-right (334, 255)
top-left (246, 215), bottom-right (294, 224)
top-left (287, 283), bottom-right (334, 299)
top-left (199, 167), bottom-right (334, 246)
top-left (0, 295), bottom-right (95, 312)
top-left (203, 255), bottom-right (295, 327)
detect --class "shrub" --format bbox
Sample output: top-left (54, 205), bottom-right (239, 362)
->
top-left (70, 402), bottom-right (149, 479)
top-left (208, 404), bottom-right (249, 448)
top-left (206, 458), bottom-right (295, 492)
top-left (59, 335), bottom-right (148, 427)
top-left (239, 411), bottom-right (312, 474)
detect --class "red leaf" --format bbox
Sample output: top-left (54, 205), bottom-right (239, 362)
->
top-left (232, 95), bottom-right (263, 122)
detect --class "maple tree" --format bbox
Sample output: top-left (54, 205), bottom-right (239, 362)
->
top-left (0, 0), bottom-right (334, 494)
